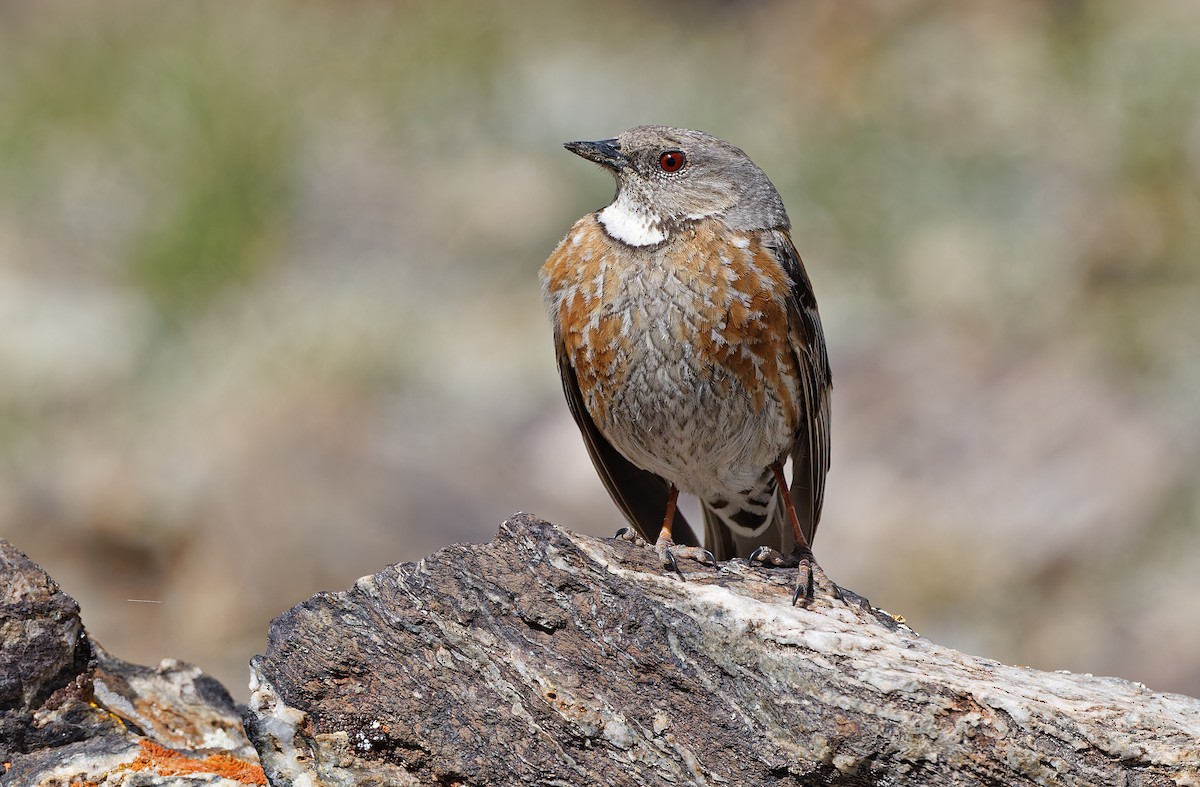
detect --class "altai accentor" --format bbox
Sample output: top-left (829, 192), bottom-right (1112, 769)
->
top-left (540, 125), bottom-right (833, 602)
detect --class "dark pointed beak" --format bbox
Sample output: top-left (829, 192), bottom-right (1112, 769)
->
top-left (564, 138), bottom-right (627, 170)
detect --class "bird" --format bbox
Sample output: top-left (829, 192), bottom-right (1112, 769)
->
top-left (540, 125), bottom-right (833, 603)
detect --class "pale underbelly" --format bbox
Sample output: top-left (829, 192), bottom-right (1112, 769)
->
top-left (588, 348), bottom-right (793, 500)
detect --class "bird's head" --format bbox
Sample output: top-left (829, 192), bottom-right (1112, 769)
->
top-left (564, 125), bottom-right (789, 246)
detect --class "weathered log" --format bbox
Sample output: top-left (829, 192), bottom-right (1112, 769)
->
top-left (245, 513), bottom-right (1200, 786)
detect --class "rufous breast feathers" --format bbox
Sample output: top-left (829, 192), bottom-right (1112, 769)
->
top-left (541, 215), bottom-right (801, 431)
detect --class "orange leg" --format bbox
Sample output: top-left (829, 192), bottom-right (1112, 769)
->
top-left (753, 464), bottom-right (863, 607)
top-left (658, 485), bottom-right (680, 543)
top-left (769, 462), bottom-right (825, 604)
top-left (771, 463), bottom-right (811, 552)
top-left (651, 484), bottom-right (713, 574)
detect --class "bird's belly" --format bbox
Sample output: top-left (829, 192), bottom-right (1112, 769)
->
top-left (587, 291), bottom-right (793, 500)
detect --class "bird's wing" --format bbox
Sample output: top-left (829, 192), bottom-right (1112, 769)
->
top-left (767, 229), bottom-right (832, 547)
top-left (553, 333), bottom-right (701, 547)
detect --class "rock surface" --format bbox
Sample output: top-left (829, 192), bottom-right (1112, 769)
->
top-left (246, 513), bottom-right (1200, 786)
top-left (0, 539), bottom-right (264, 786)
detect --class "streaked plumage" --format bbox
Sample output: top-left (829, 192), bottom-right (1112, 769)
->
top-left (540, 125), bottom-right (832, 597)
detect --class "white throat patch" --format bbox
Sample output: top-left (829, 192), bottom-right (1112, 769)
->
top-left (598, 192), bottom-right (667, 247)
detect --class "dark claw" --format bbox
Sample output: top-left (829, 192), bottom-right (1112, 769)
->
top-left (614, 527), bottom-right (647, 547)
top-left (670, 545), bottom-right (717, 566)
top-left (616, 529), bottom-right (712, 580)
top-left (791, 545), bottom-right (817, 605)
top-left (659, 546), bottom-right (684, 579)
top-left (791, 564), bottom-right (814, 605)
top-left (653, 537), bottom-right (715, 579)
top-left (747, 543), bottom-right (826, 602)
top-left (791, 546), bottom-right (857, 607)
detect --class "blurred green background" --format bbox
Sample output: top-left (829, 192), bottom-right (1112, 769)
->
top-left (2, 1), bottom-right (1198, 698)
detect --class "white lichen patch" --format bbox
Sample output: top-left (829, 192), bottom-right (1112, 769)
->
top-left (246, 669), bottom-right (323, 786)
top-left (602, 716), bottom-right (635, 750)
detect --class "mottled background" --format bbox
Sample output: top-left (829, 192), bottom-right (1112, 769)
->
top-left (2, 1), bottom-right (1198, 698)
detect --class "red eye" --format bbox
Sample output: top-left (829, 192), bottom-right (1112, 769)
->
top-left (658, 150), bottom-right (686, 173)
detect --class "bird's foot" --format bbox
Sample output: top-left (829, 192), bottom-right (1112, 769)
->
top-left (747, 545), bottom-right (795, 568)
top-left (614, 526), bottom-right (646, 547)
top-left (749, 544), bottom-right (853, 606)
top-left (614, 528), bottom-right (713, 578)
top-left (654, 536), bottom-right (714, 577)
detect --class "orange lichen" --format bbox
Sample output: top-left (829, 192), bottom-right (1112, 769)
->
top-left (124, 740), bottom-right (266, 785)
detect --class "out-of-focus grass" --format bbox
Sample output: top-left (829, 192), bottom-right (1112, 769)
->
top-left (125, 81), bottom-right (294, 325)
top-left (0, 1), bottom-right (1197, 696)
top-left (1, 7), bottom-right (295, 326)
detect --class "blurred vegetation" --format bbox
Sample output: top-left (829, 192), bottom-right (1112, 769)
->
top-left (0, 1), bottom-right (1197, 696)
